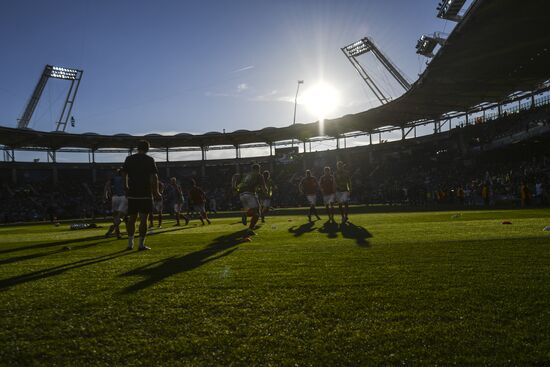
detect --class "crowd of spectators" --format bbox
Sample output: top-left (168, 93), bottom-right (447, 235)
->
top-left (1, 104), bottom-right (549, 223)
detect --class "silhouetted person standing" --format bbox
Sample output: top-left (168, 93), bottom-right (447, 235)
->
top-left (122, 140), bottom-right (161, 250)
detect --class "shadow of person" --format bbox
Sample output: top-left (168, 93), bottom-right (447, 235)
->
top-left (340, 222), bottom-right (372, 247)
top-left (119, 230), bottom-right (248, 293)
top-left (0, 249), bottom-right (133, 290)
top-left (0, 235), bottom-right (112, 255)
top-left (288, 222), bottom-right (316, 237)
top-left (318, 220), bottom-right (339, 239)
top-left (0, 241), bottom-right (101, 267)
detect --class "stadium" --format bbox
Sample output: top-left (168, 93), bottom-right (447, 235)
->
top-left (1, 0), bottom-right (549, 365)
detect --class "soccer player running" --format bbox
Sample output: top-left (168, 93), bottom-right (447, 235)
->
top-left (189, 179), bottom-right (211, 225)
top-left (122, 140), bottom-right (161, 251)
top-left (300, 170), bottom-right (321, 222)
top-left (237, 164), bottom-right (266, 236)
top-left (258, 170), bottom-right (275, 223)
top-left (149, 180), bottom-right (165, 229)
top-left (335, 161), bottom-right (352, 223)
top-left (166, 177), bottom-right (189, 226)
top-left (319, 166), bottom-right (336, 223)
top-left (104, 168), bottom-right (127, 238)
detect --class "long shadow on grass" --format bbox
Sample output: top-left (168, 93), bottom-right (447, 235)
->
top-left (288, 222), bottom-right (317, 237)
top-left (0, 225), bottom-right (191, 256)
top-left (0, 242), bottom-right (102, 266)
top-left (0, 235), bottom-right (111, 255)
top-left (0, 249), bottom-right (134, 290)
top-left (318, 220), bottom-right (372, 247)
top-left (340, 222), bottom-right (372, 247)
top-left (318, 220), bottom-right (339, 239)
top-left (119, 230), bottom-right (248, 293)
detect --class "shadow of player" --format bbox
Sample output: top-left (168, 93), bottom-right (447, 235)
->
top-left (0, 235), bottom-right (111, 255)
top-left (318, 220), bottom-right (339, 239)
top-left (0, 249), bottom-right (133, 290)
top-left (0, 241), bottom-right (102, 267)
top-left (340, 222), bottom-right (372, 247)
top-left (288, 222), bottom-right (316, 237)
top-left (119, 230), bottom-right (248, 293)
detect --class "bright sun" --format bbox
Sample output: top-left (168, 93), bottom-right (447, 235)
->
top-left (301, 82), bottom-right (341, 120)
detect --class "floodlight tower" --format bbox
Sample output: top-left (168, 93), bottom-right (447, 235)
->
top-left (415, 32), bottom-right (447, 58)
top-left (342, 37), bottom-right (411, 105)
top-left (436, 0), bottom-right (468, 21)
top-left (17, 65), bottom-right (83, 132)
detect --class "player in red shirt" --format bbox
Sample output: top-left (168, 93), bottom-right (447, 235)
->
top-left (319, 166), bottom-right (336, 222)
top-left (299, 170), bottom-right (321, 222)
top-left (188, 179), bottom-right (211, 225)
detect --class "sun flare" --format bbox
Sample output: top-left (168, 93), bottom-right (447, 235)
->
top-left (301, 82), bottom-right (341, 120)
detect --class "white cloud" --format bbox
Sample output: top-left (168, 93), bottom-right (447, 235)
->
top-left (237, 83), bottom-right (248, 92)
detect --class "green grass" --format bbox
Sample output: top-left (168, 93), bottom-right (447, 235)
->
top-left (1, 209), bottom-right (549, 366)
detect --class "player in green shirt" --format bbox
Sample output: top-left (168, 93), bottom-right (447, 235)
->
top-left (258, 170), bottom-right (275, 223)
top-left (235, 164), bottom-right (266, 235)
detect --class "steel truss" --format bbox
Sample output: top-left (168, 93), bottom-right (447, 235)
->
top-left (342, 37), bottom-right (411, 105)
top-left (17, 65), bottom-right (83, 132)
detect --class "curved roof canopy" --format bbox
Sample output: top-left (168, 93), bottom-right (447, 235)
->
top-left (1, 0), bottom-right (549, 150)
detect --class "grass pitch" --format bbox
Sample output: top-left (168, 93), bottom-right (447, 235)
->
top-left (1, 209), bottom-right (549, 366)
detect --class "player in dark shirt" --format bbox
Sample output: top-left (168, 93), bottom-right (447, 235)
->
top-left (300, 170), bottom-right (321, 222)
top-left (189, 179), bottom-right (211, 225)
top-left (122, 140), bottom-right (161, 250)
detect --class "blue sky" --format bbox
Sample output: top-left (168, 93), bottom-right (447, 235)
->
top-left (0, 0), bottom-right (454, 136)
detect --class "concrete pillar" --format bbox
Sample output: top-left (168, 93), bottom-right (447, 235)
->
top-left (92, 167), bottom-right (97, 183)
top-left (11, 167), bottom-right (17, 185)
top-left (269, 143), bottom-right (273, 156)
top-left (369, 133), bottom-right (372, 145)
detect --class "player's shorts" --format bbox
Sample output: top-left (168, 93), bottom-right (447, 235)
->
top-left (193, 203), bottom-right (206, 213)
top-left (323, 194), bottom-right (335, 205)
top-left (261, 199), bottom-right (271, 209)
top-left (240, 192), bottom-right (259, 210)
top-left (127, 198), bottom-right (153, 215)
top-left (336, 191), bottom-right (350, 203)
top-left (306, 194), bottom-right (317, 206)
top-left (153, 199), bottom-right (163, 212)
top-left (111, 195), bottom-right (128, 213)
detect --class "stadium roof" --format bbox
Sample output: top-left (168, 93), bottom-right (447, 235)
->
top-left (1, 0), bottom-right (549, 150)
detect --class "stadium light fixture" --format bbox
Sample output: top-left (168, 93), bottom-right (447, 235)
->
top-left (416, 33), bottom-right (447, 58)
top-left (17, 64), bottom-right (83, 132)
top-left (342, 37), bottom-right (411, 105)
top-left (436, 0), bottom-right (468, 21)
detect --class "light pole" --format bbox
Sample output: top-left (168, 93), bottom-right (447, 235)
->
top-left (293, 80), bottom-right (304, 125)
top-left (292, 80), bottom-right (304, 149)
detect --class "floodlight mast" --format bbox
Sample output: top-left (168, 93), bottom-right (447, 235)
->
top-left (416, 33), bottom-right (447, 58)
top-left (17, 64), bottom-right (83, 132)
top-left (436, 0), bottom-right (468, 21)
top-left (342, 37), bottom-right (411, 105)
